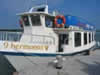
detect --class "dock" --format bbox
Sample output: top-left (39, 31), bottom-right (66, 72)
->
top-left (5, 49), bottom-right (100, 75)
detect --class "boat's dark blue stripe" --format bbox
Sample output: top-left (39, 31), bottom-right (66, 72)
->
top-left (0, 51), bottom-right (57, 57)
top-left (0, 51), bottom-right (78, 57)
top-left (0, 45), bottom-right (96, 57)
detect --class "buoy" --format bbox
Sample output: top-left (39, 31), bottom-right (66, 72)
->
top-left (54, 15), bottom-right (66, 28)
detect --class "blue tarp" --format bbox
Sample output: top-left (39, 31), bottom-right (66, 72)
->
top-left (57, 15), bottom-right (95, 30)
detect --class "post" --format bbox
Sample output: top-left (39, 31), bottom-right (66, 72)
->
top-left (55, 55), bottom-right (64, 75)
top-left (55, 55), bottom-right (63, 69)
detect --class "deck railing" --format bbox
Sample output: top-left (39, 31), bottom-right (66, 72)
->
top-left (0, 32), bottom-right (55, 45)
top-left (0, 31), bottom-right (22, 41)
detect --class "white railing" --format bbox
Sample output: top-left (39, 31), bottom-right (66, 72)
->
top-left (0, 31), bottom-right (22, 41)
top-left (0, 32), bottom-right (55, 45)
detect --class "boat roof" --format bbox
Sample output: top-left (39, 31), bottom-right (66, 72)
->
top-left (17, 12), bottom-right (54, 17)
top-left (17, 4), bottom-right (54, 17)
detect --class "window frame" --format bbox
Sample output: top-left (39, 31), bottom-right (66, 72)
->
top-left (84, 32), bottom-right (87, 45)
top-left (21, 15), bottom-right (30, 26)
top-left (89, 32), bottom-right (91, 43)
top-left (62, 34), bottom-right (69, 45)
top-left (45, 15), bottom-right (55, 28)
top-left (30, 14), bottom-right (41, 26)
top-left (92, 32), bottom-right (94, 41)
top-left (74, 32), bottom-right (81, 47)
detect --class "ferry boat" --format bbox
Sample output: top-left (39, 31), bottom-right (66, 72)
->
top-left (0, 5), bottom-right (96, 57)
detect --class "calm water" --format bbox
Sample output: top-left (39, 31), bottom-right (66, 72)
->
top-left (0, 32), bottom-right (100, 75)
top-left (95, 32), bottom-right (100, 41)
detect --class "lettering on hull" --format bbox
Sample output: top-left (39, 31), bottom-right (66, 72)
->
top-left (3, 42), bottom-right (48, 51)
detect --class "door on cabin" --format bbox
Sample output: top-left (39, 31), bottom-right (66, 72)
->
top-left (58, 34), bottom-right (68, 52)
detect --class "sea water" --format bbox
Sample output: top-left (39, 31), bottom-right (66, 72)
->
top-left (95, 32), bottom-right (100, 41)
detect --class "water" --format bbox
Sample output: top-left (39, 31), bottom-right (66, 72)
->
top-left (0, 55), bottom-right (16, 75)
top-left (0, 32), bottom-right (100, 75)
top-left (95, 32), bottom-right (100, 41)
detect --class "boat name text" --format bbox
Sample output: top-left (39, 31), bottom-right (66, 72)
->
top-left (3, 42), bottom-right (48, 51)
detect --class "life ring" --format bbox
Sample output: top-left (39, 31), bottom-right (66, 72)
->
top-left (54, 15), bottom-right (66, 28)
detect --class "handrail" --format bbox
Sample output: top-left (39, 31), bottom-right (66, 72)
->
top-left (0, 31), bottom-right (55, 45)
top-left (0, 31), bottom-right (22, 41)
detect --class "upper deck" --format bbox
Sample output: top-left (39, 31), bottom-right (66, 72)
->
top-left (17, 5), bottom-right (95, 34)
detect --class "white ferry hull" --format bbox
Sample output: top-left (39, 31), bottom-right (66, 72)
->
top-left (0, 40), bottom-right (96, 57)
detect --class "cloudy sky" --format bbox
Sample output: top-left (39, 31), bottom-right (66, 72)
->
top-left (0, 0), bottom-right (99, 29)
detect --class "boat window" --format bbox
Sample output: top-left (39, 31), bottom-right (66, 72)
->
top-left (89, 33), bottom-right (91, 43)
top-left (30, 15), bottom-right (41, 26)
top-left (62, 34), bottom-right (69, 44)
top-left (58, 34), bottom-right (69, 52)
top-left (22, 15), bottom-right (30, 26)
top-left (45, 16), bottom-right (55, 28)
top-left (84, 33), bottom-right (87, 45)
top-left (91, 32), bottom-right (93, 41)
top-left (75, 32), bottom-right (81, 47)
top-left (92, 32), bottom-right (93, 41)
top-left (37, 8), bottom-right (45, 12)
top-left (91, 32), bottom-right (92, 42)
top-left (92, 32), bottom-right (94, 41)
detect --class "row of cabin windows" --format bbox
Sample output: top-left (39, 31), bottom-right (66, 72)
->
top-left (75, 32), bottom-right (95, 47)
top-left (21, 15), bottom-right (41, 26)
top-left (21, 15), bottom-right (55, 27)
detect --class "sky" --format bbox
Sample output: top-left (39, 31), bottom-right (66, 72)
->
top-left (0, 0), bottom-right (100, 29)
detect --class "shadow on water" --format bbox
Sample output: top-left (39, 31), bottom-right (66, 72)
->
top-left (0, 54), bottom-right (16, 75)
top-left (76, 59), bottom-right (100, 75)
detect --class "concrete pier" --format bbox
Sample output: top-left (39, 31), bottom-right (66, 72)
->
top-left (5, 49), bottom-right (100, 75)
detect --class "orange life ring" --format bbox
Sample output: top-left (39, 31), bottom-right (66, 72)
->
top-left (54, 15), bottom-right (66, 28)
